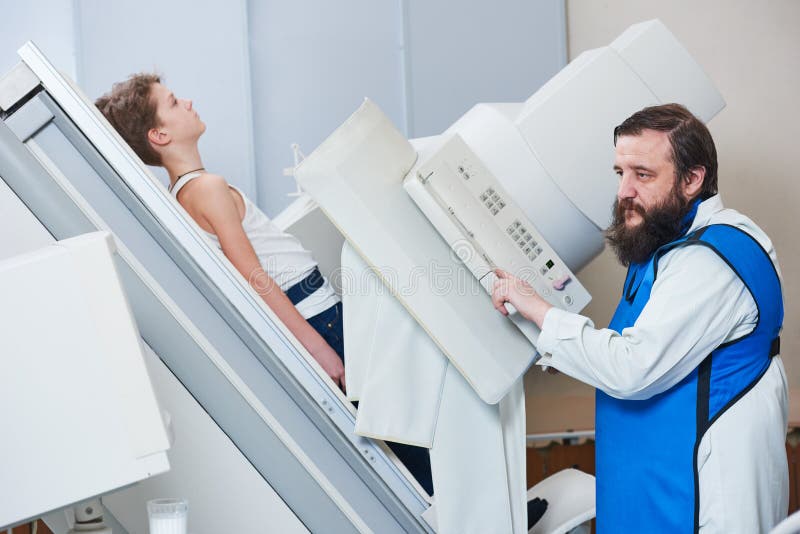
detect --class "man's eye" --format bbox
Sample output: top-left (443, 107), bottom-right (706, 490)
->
top-left (615, 170), bottom-right (623, 177)
top-left (637, 172), bottom-right (649, 179)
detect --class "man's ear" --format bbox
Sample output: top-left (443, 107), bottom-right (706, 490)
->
top-left (682, 166), bottom-right (706, 199)
top-left (147, 127), bottom-right (170, 148)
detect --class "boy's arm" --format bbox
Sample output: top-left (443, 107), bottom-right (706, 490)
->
top-left (186, 175), bottom-right (345, 389)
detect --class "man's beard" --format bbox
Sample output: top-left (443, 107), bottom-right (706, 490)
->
top-left (605, 186), bottom-right (695, 266)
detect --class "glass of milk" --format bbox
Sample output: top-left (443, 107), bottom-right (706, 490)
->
top-left (147, 498), bottom-right (188, 534)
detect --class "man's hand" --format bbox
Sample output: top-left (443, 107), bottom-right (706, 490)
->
top-left (313, 345), bottom-right (346, 393)
top-left (491, 268), bottom-right (553, 328)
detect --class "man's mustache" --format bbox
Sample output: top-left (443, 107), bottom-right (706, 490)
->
top-left (616, 198), bottom-right (646, 218)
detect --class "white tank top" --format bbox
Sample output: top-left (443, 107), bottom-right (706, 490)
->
top-left (170, 172), bottom-right (339, 319)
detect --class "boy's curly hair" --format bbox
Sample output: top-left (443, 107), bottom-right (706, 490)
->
top-left (95, 73), bottom-right (163, 166)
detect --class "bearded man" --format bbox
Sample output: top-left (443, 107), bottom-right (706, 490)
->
top-left (492, 103), bottom-right (788, 533)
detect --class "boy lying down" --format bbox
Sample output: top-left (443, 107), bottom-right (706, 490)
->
top-left (96, 74), bottom-right (432, 494)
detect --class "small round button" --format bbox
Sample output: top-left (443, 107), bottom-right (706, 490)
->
top-left (563, 295), bottom-right (573, 306)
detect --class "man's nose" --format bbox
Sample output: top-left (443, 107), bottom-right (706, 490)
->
top-left (617, 172), bottom-right (637, 200)
top-left (183, 99), bottom-right (193, 110)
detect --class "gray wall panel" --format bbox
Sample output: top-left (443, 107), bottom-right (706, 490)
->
top-left (0, 0), bottom-right (76, 79)
top-left (1, 1), bottom-right (567, 220)
top-left (73, 0), bottom-right (257, 201)
top-left (247, 1), bottom-right (407, 216)
top-left (404, 0), bottom-right (567, 137)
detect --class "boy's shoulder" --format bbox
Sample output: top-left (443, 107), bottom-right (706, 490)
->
top-left (177, 172), bottom-right (228, 198)
top-left (174, 172), bottom-right (233, 214)
top-left (185, 171), bottom-right (228, 189)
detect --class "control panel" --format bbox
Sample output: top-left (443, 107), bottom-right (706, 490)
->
top-left (403, 135), bottom-right (591, 343)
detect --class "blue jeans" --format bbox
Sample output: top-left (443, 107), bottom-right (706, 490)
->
top-left (306, 301), bottom-right (434, 495)
top-left (306, 302), bottom-right (345, 360)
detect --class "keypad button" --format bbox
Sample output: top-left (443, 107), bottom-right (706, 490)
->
top-left (512, 232), bottom-right (521, 240)
top-left (524, 235), bottom-right (532, 242)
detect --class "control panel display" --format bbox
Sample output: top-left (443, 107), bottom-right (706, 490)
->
top-left (403, 135), bottom-right (591, 328)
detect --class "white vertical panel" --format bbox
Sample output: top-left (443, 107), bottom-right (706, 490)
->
top-left (0, 180), bottom-right (54, 260)
top-left (73, 0), bottom-right (256, 200)
top-left (0, 0), bottom-right (76, 79)
top-left (404, 0), bottom-right (567, 137)
top-left (247, 1), bottom-right (406, 216)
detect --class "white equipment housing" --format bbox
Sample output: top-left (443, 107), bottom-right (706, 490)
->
top-left (0, 232), bottom-right (170, 529)
top-left (404, 134), bottom-right (591, 346)
top-left (295, 19), bottom-right (725, 403)
top-left (403, 19), bottom-right (724, 342)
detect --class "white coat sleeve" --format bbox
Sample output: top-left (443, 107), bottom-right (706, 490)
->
top-left (535, 246), bottom-right (758, 400)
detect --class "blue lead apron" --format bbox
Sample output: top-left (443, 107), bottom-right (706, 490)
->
top-left (596, 224), bottom-right (783, 533)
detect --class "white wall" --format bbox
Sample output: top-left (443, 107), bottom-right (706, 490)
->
top-left (0, 0), bottom-right (76, 80)
top-left (404, 0), bottom-right (567, 137)
top-left (246, 1), bottom-right (408, 214)
top-left (0, 0), bottom-right (567, 216)
top-left (247, 0), bottom-right (567, 214)
top-left (75, 0), bottom-right (257, 200)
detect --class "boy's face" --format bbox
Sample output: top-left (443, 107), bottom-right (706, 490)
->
top-left (149, 82), bottom-right (206, 145)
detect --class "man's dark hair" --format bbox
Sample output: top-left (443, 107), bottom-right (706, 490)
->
top-left (95, 73), bottom-right (163, 166)
top-left (614, 103), bottom-right (718, 200)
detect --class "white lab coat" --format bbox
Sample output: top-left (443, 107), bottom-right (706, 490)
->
top-left (536, 196), bottom-right (789, 533)
top-left (342, 243), bottom-right (528, 534)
